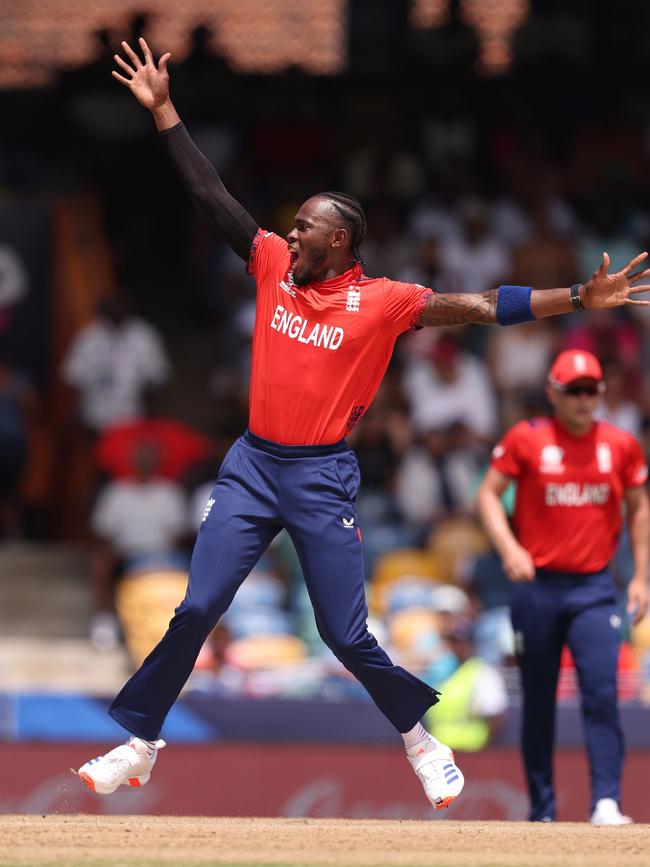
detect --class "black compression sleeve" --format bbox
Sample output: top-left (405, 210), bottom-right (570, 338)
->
top-left (161, 122), bottom-right (259, 262)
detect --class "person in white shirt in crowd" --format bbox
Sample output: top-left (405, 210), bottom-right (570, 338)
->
top-left (438, 197), bottom-right (511, 295)
top-left (397, 233), bottom-right (455, 295)
top-left (402, 332), bottom-right (498, 443)
top-left (594, 361), bottom-right (643, 440)
top-left (90, 440), bottom-right (187, 650)
top-left (395, 422), bottom-right (482, 529)
top-left (62, 294), bottom-right (171, 435)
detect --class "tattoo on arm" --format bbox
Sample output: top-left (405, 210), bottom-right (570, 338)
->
top-left (416, 290), bottom-right (498, 327)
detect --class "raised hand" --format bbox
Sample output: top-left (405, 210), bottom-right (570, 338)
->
top-left (583, 251), bottom-right (650, 309)
top-left (112, 38), bottom-right (171, 111)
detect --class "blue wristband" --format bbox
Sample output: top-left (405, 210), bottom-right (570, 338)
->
top-left (496, 285), bottom-right (535, 326)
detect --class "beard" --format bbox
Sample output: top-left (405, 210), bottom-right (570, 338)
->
top-left (292, 245), bottom-right (329, 286)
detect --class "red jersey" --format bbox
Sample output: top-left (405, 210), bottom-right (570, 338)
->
top-left (491, 417), bottom-right (648, 573)
top-left (246, 229), bottom-right (431, 444)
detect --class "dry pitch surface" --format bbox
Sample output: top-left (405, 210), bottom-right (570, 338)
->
top-left (1, 816), bottom-right (649, 867)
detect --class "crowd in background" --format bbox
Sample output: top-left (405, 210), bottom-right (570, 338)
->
top-left (3, 4), bottom-right (650, 738)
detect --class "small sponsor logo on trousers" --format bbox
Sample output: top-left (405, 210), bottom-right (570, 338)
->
top-left (202, 498), bottom-right (215, 522)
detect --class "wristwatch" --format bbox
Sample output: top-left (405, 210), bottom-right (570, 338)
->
top-left (569, 283), bottom-right (585, 311)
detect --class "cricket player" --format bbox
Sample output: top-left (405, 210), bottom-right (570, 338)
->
top-left (477, 349), bottom-right (649, 824)
top-left (77, 39), bottom-right (650, 811)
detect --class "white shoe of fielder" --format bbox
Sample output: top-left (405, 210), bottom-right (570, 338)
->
top-left (590, 798), bottom-right (633, 826)
top-left (77, 737), bottom-right (166, 794)
top-left (406, 735), bottom-right (464, 811)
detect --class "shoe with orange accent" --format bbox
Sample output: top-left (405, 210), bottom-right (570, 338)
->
top-left (77, 737), bottom-right (166, 794)
top-left (406, 736), bottom-right (464, 811)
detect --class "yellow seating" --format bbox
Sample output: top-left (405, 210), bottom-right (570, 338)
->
top-left (427, 517), bottom-right (490, 584)
top-left (225, 634), bottom-right (307, 670)
top-left (115, 568), bottom-right (188, 668)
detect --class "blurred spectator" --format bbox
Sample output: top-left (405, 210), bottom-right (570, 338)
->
top-left (387, 607), bottom-right (456, 685)
top-left (62, 295), bottom-right (171, 435)
top-left (394, 424), bottom-right (482, 527)
top-left (222, 568), bottom-right (293, 640)
top-left (509, 203), bottom-right (580, 289)
top-left (423, 615), bottom-right (508, 752)
top-left (360, 203), bottom-right (413, 278)
top-left (491, 182), bottom-right (577, 251)
top-left (487, 319), bottom-right (558, 428)
top-left (89, 441), bottom-right (187, 650)
top-left (397, 234), bottom-right (453, 292)
top-left (0, 348), bottom-right (38, 539)
top-left (561, 309), bottom-right (642, 397)
top-left (402, 333), bottom-right (497, 441)
top-left (438, 198), bottom-right (510, 295)
top-left (576, 205), bottom-right (640, 287)
top-left (595, 362), bottom-right (643, 439)
top-left (408, 174), bottom-right (465, 246)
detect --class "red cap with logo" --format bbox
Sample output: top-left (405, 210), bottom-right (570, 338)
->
top-left (548, 349), bottom-right (603, 388)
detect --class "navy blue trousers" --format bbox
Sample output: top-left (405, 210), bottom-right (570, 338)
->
top-left (511, 569), bottom-right (624, 821)
top-left (109, 431), bottom-right (439, 738)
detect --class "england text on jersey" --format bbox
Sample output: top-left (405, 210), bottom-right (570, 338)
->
top-left (270, 304), bottom-right (344, 350)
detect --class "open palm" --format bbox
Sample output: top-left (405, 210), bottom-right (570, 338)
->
top-left (112, 38), bottom-right (171, 111)
top-left (585, 251), bottom-right (650, 308)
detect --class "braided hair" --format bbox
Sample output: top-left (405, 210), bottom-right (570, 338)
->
top-left (319, 191), bottom-right (367, 266)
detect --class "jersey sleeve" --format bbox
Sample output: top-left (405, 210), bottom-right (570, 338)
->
top-left (621, 435), bottom-right (649, 488)
top-left (490, 421), bottom-right (529, 480)
top-left (247, 229), bottom-right (291, 283)
top-left (383, 280), bottom-right (433, 335)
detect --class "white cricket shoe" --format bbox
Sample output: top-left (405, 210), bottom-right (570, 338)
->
top-left (590, 798), bottom-right (633, 826)
top-left (406, 736), bottom-right (464, 811)
top-left (77, 737), bottom-right (166, 794)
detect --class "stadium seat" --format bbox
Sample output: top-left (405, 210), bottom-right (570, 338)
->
top-left (427, 517), bottom-right (490, 585)
top-left (225, 634), bottom-right (307, 670)
top-left (115, 568), bottom-right (188, 668)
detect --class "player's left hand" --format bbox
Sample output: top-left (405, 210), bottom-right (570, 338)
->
top-left (583, 252), bottom-right (650, 309)
top-left (626, 575), bottom-right (649, 625)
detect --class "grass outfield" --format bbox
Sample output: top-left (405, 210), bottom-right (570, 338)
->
top-left (1, 816), bottom-right (649, 867)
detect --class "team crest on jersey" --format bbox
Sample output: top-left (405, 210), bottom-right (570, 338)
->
top-left (596, 442), bottom-right (612, 473)
top-left (346, 287), bottom-right (361, 312)
top-left (539, 444), bottom-right (564, 474)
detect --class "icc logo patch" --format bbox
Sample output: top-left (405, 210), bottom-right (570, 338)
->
top-left (539, 445), bottom-right (564, 474)
top-left (492, 443), bottom-right (505, 459)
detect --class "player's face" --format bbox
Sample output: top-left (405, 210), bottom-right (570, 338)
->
top-left (547, 377), bottom-right (603, 434)
top-left (286, 198), bottom-right (339, 286)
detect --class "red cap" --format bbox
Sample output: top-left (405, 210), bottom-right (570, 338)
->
top-left (548, 350), bottom-right (603, 388)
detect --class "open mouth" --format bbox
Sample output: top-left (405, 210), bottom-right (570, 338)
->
top-left (288, 246), bottom-right (299, 268)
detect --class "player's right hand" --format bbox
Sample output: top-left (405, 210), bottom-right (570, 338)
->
top-left (502, 543), bottom-right (535, 582)
top-left (112, 38), bottom-right (171, 111)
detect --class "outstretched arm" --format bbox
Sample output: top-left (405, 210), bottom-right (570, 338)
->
top-left (113, 39), bottom-right (258, 261)
top-left (416, 252), bottom-right (650, 327)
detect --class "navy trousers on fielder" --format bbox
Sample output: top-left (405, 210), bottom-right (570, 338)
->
top-left (109, 431), bottom-right (439, 739)
top-left (511, 569), bottom-right (624, 821)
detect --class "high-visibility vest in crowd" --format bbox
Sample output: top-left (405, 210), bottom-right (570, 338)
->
top-left (424, 657), bottom-right (491, 752)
